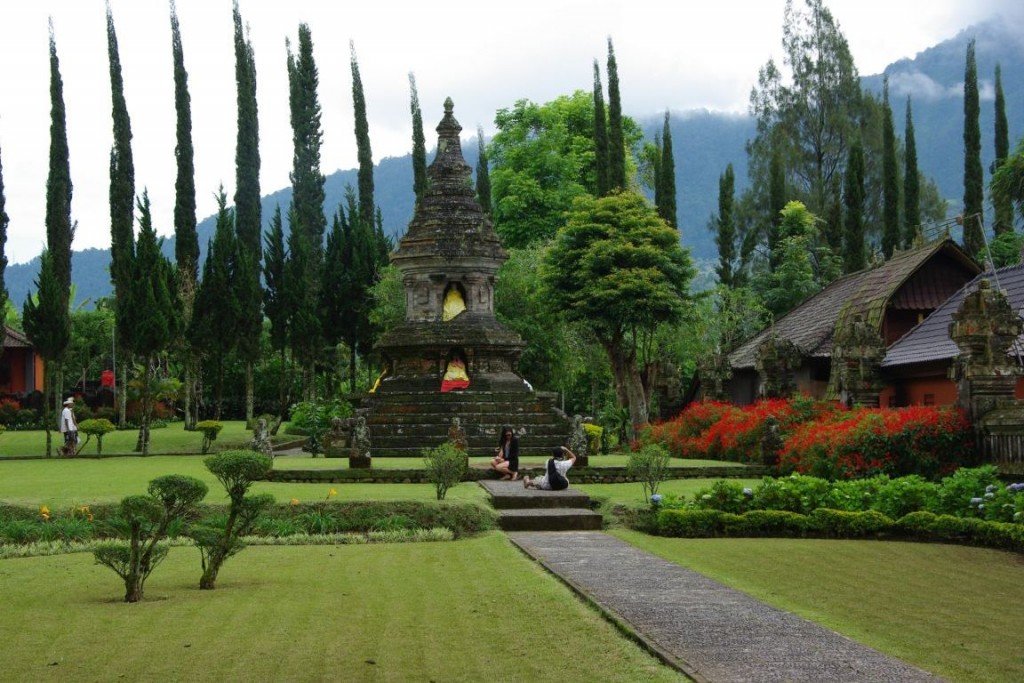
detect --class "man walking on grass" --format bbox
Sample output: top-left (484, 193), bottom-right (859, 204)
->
top-left (60, 397), bottom-right (78, 456)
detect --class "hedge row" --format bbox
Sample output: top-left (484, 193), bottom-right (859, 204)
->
top-left (650, 508), bottom-right (1024, 552)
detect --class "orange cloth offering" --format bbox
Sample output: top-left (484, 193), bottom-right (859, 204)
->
top-left (441, 358), bottom-right (470, 392)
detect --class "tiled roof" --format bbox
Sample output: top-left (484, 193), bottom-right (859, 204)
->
top-left (3, 325), bottom-right (31, 348)
top-left (729, 239), bottom-right (978, 370)
top-left (882, 263), bottom-right (1024, 368)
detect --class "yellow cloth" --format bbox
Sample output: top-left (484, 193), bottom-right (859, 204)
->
top-left (442, 288), bottom-right (467, 321)
top-left (369, 369), bottom-right (387, 393)
top-left (443, 358), bottom-right (469, 382)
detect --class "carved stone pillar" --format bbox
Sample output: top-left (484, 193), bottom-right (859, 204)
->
top-left (755, 335), bottom-right (802, 399)
top-left (832, 314), bottom-right (886, 407)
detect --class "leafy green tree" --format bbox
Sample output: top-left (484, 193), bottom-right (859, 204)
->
top-left (714, 164), bottom-right (737, 287)
top-left (767, 146), bottom-right (787, 271)
top-left (606, 37), bottom-right (626, 190)
top-left (22, 251), bottom-right (70, 457)
top-left (658, 111), bottom-right (677, 228)
top-left (170, 1), bottom-right (199, 429)
top-left (62, 306), bottom-right (114, 394)
top-left (992, 138), bottom-right (1024, 219)
top-left (193, 450), bottom-right (273, 590)
top-left (962, 39), bottom-right (984, 257)
top-left (749, 0), bottom-right (861, 217)
top-left (190, 190), bottom-right (238, 419)
top-left (409, 72), bottom-right (427, 203)
top-left (350, 42), bottom-right (375, 229)
top-left (592, 61), bottom-right (610, 197)
top-left (476, 126), bottom-right (492, 215)
top-left (992, 64), bottom-right (1013, 235)
top-left (903, 97), bottom-right (921, 246)
top-left (843, 140), bottom-right (866, 273)
top-left (881, 78), bottom-right (900, 258)
top-left (544, 192), bottom-right (693, 429)
top-left (489, 91), bottom-right (640, 248)
top-left (234, 1), bottom-right (261, 428)
top-left (989, 230), bottom-right (1023, 268)
top-left (321, 205), bottom-right (355, 391)
top-left (367, 264), bottom-right (404, 341)
top-left (762, 201), bottom-right (822, 316)
top-left (262, 205), bottom-right (290, 422)
top-left (121, 192), bottom-right (179, 454)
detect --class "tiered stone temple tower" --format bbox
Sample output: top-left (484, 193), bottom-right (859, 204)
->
top-left (364, 98), bottom-right (570, 457)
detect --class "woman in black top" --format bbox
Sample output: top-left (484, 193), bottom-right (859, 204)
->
top-left (491, 426), bottom-right (520, 480)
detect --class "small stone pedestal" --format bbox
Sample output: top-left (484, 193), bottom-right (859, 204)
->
top-left (349, 455), bottom-right (372, 469)
top-left (349, 416), bottom-right (372, 469)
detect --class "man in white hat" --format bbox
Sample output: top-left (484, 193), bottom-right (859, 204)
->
top-left (60, 397), bottom-right (78, 456)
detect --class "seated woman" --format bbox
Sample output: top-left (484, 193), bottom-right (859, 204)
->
top-left (524, 446), bottom-right (576, 491)
top-left (491, 426), bottom-right (520, 481)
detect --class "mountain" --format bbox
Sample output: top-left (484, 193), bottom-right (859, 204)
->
top-left (6, 17), bottom-right (1022, 306)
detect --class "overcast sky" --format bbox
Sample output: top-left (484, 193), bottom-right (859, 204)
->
top-left (0, 0), bottom-right (1017, 264)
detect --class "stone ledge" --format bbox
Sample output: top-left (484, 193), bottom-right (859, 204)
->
top-left (263, 465), bottom-right (763, 484)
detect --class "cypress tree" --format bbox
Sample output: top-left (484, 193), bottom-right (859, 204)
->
top-left (233, 1), bottom-right (262, 427)
top-left (320, 206), bottom-right (352, 391)
top-left (350, 41), bottom-right (375, 229)
top-left (843, 140), bottom-right (867, 273)
top-left (286, 25), bottom-right (325, 394)
top-left (881, 77), bottom-right (901, 258)
top-left (263, 206), bottom-right (290, 422)
top-left (768, 147), bottom-right (786, 271)
top-left (122, 191), bottom-right (179, 454)
top-left (606, 38), bottom-right (626, 190)
top-left (190, 190), bottom-right (238, 420)
top-left (409, 72), bottom-right (427, 203)
top-left (476, 126), bottom-right (492, 215)
top-left (963, 39), bottom-right (984, 257)
top-left (23, 251), bottom-right (70, 457)
top-left (903, 97), bottom-right (921, 247)
top-left (170, 1), bottom-right (198, 429)
top-left (715, 164), bottom-right (736, 287)
top-left (992, 63), bottom-right (1013, 235)
top-left (0, 144), bottom-right (8, 339)
top-left (651, 134), bottom-right (662, 211)
top-left (338, 189), bottom-right (361, 392)
top-left (658, 111), bottom-right (677, 228)
top-left (592, 60), bottom-right (610, 196)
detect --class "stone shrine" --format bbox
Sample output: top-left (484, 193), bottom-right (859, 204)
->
top-left (363, 98), bottom-right (569, 456)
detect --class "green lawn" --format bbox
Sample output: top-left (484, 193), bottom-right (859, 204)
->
top-left (614, 531), bottom-right (1024, 682)
top-left (0, 421), bottom-right (258, 457)
top-left (579, 478), bottom-right (763, 507)
top-left (0, 534), bottom-right (681, 682)
top-left (0, 455), bottom-right (487, 507)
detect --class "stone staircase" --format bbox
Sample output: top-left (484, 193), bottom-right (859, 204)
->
top-left (480, 480), bottom-right (603, 531)
top-left (363, 390), bottom-right (569, 457)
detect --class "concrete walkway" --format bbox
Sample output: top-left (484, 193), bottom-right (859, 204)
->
top-left (509, 531), bottom-right (940, 683)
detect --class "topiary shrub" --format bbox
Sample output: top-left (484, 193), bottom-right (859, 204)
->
top-left (78, 418), bottom-right (116, 455)
top-left (656, 509), bottom-right (725, 537)
top-left (196, 420), bottom-right (223, 454)
top-left (193, 450), bottom-right (274, 590)
top-left (807, 509), bottom-right (894, 538)
top-left (583, 423), bottom-right (604, 455)
top-left (627, 444), bottom-right (672, 503)
top-left (93, 474), bottom-right (208, 602)
top-left (423, 442), bottom-right (467, 501)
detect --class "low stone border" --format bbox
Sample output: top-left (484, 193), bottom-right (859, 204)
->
top-left (264, 465), bottom-right (763, 484)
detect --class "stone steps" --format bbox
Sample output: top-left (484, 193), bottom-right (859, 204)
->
top-left (371, 425), bottom-right (569, 440)
top-left (367, 411), bottom-right (565, 425)
top-left (498, 508), bottom-right (603, 532)
top-left (480, 480), bottom-right (602, 531)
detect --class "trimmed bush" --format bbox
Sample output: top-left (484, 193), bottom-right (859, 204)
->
top-left (657, 509), bottom-right (725, 537)
top-left (196, 421), bottom-right (223, 454)
top-left (807, 508), bottom-right (894, 537)
top-left (423, 442), bottom-right (467, 500)
top-left (78, 418), bottom-right (117, 455)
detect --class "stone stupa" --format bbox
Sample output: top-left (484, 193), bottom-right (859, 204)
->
top-left (364, 98), bottom-right (570, 456)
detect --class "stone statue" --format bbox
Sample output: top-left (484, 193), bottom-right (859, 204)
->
top-left (567, 414), bottom-right (589, 467)
top-left (250, 418), bottom-right (274, 459)
top-left (760, 416), bottom-right (783, 469)
top-left (323, 417), bottom-right (348, 459)
top-left (448, 416), bottom-right (468, 452)
top-left (349, 416), bottom-right (372, 468)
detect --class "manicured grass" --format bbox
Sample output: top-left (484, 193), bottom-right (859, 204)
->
top-left (273, 454), bottom-right (747, 469)
top-left (579, 478), bottom-right (763, 508)
top-left (0, 455), bottom-right (487, 507)
top-left (0, 421), bottom-right (258, 457)
top-left (0, 535), bottom-right (681, 682)
top-left (613, 531), bottom-right (1024, 682)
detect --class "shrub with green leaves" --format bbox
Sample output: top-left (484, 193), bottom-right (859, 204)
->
top-left (196, 420), bottom-right (223, 454)
top-left (286, 399), bottom-right (353, 455)
top-left (78, 418), bottom-right (116, 455)
top-left (423, 442), bottom-right (467, 500)
top-left (92, 475), bottom-right (208, 602)
top-left (627, 444), bottom-right (672, 503)
top-left (583, 423), bottom-right (604, 455)
top-left (193, 450), bottom-right (274, 590)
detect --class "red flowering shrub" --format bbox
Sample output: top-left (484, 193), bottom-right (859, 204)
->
top-left (642, 401), bottom-right (737, 458)
top-left (0, 397), bottom-right (22, 425)
top-left (779, 406), bottom-right (974, 479)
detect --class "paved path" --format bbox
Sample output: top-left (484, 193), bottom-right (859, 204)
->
top-left (509, 531), bottom-right (940, 683)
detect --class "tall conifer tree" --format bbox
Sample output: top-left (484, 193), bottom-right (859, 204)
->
top-left (768, 147), bottom-right (786, 271)
top-left (263, 206), bottom-right (290, 423)
top-left (658, 111), bottom-right (677, 228)
top-left (903, 97), bottom-right (921, 246)
top-left (0, 144), bottom-right (8, 339)
top-left (233, 1), bottom-right (262, 427)
top-left (23, 251), bottom-right (69, 457)
top-left (992, 63), bottom-right (1013, 235)
top-left (476, 126), bottom-right (492, 215)
top-left (881, 77), bottom-right (900, 258)
top-left (843, 140), bottom-right (866, 273)
top-left (962, 39), bottom-right (984, 257)
top-left (715, 164), bottom-right (736, 287)
top-left (409, 72), bottom-right (427, 203)
top-left (606, 38), bottom-right (626, 191)
top-left (350, 42), bottom-right (375, 229)
top-left (592, 60), bottom-right (610, 197)
top-left (170, 1), bottom-right (199, 429)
